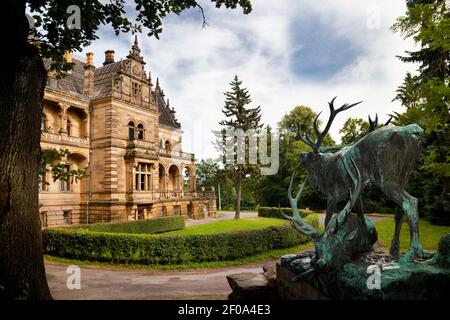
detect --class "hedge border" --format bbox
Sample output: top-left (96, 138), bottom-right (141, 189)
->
top-left (43, 215), bottom-right (318, 265)
top-left (68, 216), bottom-right (185, 234)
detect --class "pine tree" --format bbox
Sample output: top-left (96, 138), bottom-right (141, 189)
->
top-left (216, 75), bottom-right (263, 219)
top-left (392, 0), bottom-right (450, 225)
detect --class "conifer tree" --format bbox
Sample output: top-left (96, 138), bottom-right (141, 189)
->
top-left (216, 75), bottom-right (263, 219)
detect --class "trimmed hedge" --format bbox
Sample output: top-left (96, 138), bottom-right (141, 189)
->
top-left (258, 206), bottom-right (313, 219)
top-left (71, 216), bottom-right (185, 234)
top-left (43, 214), bottom-right (318, 265)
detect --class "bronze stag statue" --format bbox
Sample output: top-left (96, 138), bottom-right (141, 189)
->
top-left (282, 97), bottom-right (432, 278)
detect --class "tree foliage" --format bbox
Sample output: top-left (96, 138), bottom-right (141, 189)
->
top-left (392, 0), bottom-right (450, 225)
top-left (215, 75), bottom-right (263, 218)
top-left (339, 118), bottom-right (370, 145)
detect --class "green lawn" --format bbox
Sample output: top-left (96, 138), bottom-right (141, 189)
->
top-left (374, 219), bottom-right (450, 253)
top-left (161, 217), bottom-right (287, 236)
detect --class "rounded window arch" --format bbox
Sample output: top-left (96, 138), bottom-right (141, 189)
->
top-left (137, 123), bottom-right (144, 140)
top-left (128, 121), bottom-right (135, 140)
top-left (165, 140), bottom-right (171, 152)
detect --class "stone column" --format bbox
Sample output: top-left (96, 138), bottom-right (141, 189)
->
top-left (58, 103), bottom-right (69, 135)
top-left (82, 110), bottom-right (89, 138)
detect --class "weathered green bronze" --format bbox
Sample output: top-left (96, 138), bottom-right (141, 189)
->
top-left (281, 97), bottom-right (433, 279)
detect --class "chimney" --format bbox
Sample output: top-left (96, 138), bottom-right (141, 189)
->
top-left (83, 52), bottom-right (95, 97)
top-left (86, 52), bottom-right (94, 66)
top-left (103, 50), bottom-right (115, 65)
top-left (63, 51), bottom-right (73, 63)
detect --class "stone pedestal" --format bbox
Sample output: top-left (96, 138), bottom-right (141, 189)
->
top-left (277, 251), bottom-right (450, 300)
top-left (276, 263), bottom-right (328, 300)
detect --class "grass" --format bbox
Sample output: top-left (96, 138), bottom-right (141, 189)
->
top-left (161, 217), bottom-right (287, 236)
top-left (374, 219), bottom-right (450, 253)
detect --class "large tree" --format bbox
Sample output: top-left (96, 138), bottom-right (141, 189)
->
top-left (391, 0), bottom-right (449, 225)
top-left (255, 105), bottom-right (335, 209)
top-left (215, 75), bottom-right (262, 219)
top-left (338, 117), bottom-right (370, 145)
top-left (0, 0), bottom-right (252, 300)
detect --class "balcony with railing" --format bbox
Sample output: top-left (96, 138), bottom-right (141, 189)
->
top-left (158, 148), bottom-right (195, 161)
top-left (128, 190), bottom-right (215, 202)
top-left (127, 139), bottom-right (155, 150)
top-left (41, 132), bottom-right (89, 147)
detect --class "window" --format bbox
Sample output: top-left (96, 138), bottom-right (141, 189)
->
top-left (134, 163), bottom-right (152, 191)
top-left (132, 82), bottom-right (140, 98)
top-left (41, 113), bottom-right (47, 131)
top-left (128, 121), bottom-right (135, 140)
top-left (39, 170), bottom-right (48, 191)
top-left (40, 211), bottom-right (47, 228)
top-left (60, 165), bottom-right (71, 191)
top-left (137, 123), bottom-right (144, 140)
top-left (63, 210), bottom-right (72, 225)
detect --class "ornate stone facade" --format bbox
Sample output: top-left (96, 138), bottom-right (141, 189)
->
top-left (39, 38), bottom-right (216, 228)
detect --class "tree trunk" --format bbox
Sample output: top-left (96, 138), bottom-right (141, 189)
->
top-left (235, 175), bottom-right (241, 219)
top-left (0, 0), bottom-right (52, 300)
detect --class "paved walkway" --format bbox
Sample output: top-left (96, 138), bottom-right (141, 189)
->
top-left (185, 211), bottom-right (257, 226)
top-left (46, 261), bottom-right (269, 300)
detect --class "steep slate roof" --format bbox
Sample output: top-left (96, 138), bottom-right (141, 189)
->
top-left (44, 54), bottom-right (181, 130)
top-left (92, 61), bottom-right (122, 98)
top-left (44, 58), bottom-right (85, 96)
top-left (155, 91), bottom-right (181, 129)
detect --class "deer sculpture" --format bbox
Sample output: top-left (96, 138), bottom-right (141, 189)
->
top-left (281, 156), bottom-right (378, 278)
top-left (284, 97), bottom-right (431, 265)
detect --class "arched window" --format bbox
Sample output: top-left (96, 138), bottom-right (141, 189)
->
top-left (67, 119), bottom-right (71, 136)
top-left (137, 123), bottom-right (144, 140)
top-left (165, 140), bottom-right (171, 152)
top-left (41, 113), bottom-right (47, 131)
top-left (128, 121), bottom-right (135, 140)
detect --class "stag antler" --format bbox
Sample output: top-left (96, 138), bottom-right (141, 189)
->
top-left (368, 114), bottom-right (392, 133)
top-left (280, 174), bottom-right (320, 239)
top-left (299, 97), bottom-right (362, 153)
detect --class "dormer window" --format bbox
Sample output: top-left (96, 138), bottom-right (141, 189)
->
top-left (128, 121), bottom-right (135, 140)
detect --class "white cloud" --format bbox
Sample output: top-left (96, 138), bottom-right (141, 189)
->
top-left (82, 0), bottom-right (418, 160)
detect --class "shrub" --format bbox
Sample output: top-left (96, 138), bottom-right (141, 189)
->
top-left (258, 206), bottom-right (313, 219)
top-left (71, 216), bottom-right (185, 234)
top-left (43, 214), bottom-right (319, 265)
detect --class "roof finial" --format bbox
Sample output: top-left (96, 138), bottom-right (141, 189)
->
top-left (167, 98), bottom-right (170, 107)
top-left (134, 34), bottom-right (138, 46)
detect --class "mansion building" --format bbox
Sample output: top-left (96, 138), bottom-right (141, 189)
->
top-left (39, 38), bottom-right (216, 228)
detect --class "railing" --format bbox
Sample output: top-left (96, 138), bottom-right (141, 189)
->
top-left (159, 148), bottom-right (195, 161)
top-left (42, 132), bottom-right (89, 146)
top-left (127, 139), bottom-right (155, 150)
top-left (129, 191), bottom-right (215, 200)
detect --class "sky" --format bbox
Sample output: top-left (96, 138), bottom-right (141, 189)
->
top-left (81, 0), bottom-right (418, 161)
